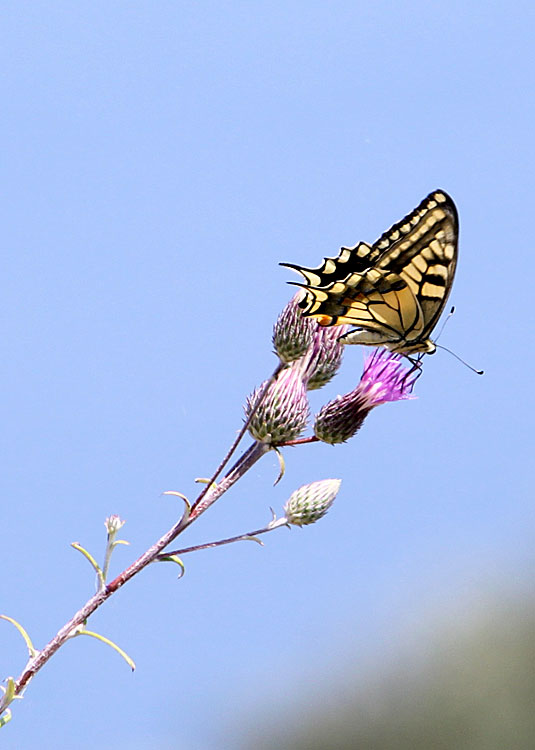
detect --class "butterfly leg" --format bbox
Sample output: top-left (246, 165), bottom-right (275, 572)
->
top-left (401, 354), bottom-right (424, 386)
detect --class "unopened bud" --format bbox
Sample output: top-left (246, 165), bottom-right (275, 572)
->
top-left (105, 515), bottom-right (126, 537)
top-left (284, 479), bottom-right (341, 526)
top-left (314, 393), bottom-right (369, 444)
top-left (245, 364), bottom-right (309, 445)
top-left (314, 349), bottom-right (416, 444)
top-left (302, 324), bottom-right (349, 390)
top-left (273, 293), bottom-right (315, 364)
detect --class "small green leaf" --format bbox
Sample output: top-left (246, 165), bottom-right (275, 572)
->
top-left (0, 677), bottom-right (17, 721)
top-left (162, 489), bottom-right (190, 502)
top-left (241, 535), bottom-right (264, 546)
top-left (75, 629), bottom-right (136, 671)
top-left (158, 554), bottom-right (186, 578)
top-left (4, 678), bottom-right (16, 704)
top-left (71, 543), bottom-right (105, 588)
top-left (194, 478), bottom-right (217, 490)
top-left (162, 490), bottom-right (192, 522)
top-left (111, 539), bottom-right (129, 548)
top-left (0, 616), bottom-right (37, 658)
top-left (272, 447), bottom-right (286, 486)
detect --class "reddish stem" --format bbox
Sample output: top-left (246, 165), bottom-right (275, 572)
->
top-left (278, 435), bottom-right (319, 446)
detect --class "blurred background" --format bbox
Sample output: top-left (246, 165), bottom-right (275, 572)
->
top-left (1, 2), bottom-right (533, 748)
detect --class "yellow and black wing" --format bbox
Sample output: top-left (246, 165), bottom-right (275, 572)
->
top-left (281, 190), bottom-right (458, 354)
top-left (281, 240), bottom-right (377, 290)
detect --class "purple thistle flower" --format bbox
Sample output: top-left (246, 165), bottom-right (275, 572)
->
top-left (245, 362), bottom-right (310, 445)
top-left (302, 323), bottom-right (350, 391)
top-left (314, 349), bottom-right (416, 444)
top-left (357, 349), bottom-right (418, 408)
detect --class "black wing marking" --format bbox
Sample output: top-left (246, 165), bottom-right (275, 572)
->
top-left (281, 190), bottom-right (458, 351)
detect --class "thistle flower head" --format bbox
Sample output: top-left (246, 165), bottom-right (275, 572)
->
top-left (358, 349), bottom-right (417, 407)
top-left (245, 363), bottom-right (309, 445)
top-left (314, 349), bottom-right (416, 444)
top-left (283, 479), bottom-right (341, 526)
top-left (273, 293), bottom-right (316, 364)
top-left (302, 323), bottom-right (349, 391)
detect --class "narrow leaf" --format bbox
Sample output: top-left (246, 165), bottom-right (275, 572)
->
top-left (162, 491), bottom-right (192, 522)
top-left (0, 615), bottom-right (37, 658)
top-left (71, 543), bottom-right (105, 587)
top-left (272, 447), bottom-right (286, 486)
top-left (194, 478), bottom-right (217, 490)
top-left (158, 555), bottom-right (186, 578)
top-left (240, 535), bottom-right (264, 547)
top-left (4, 678), bottom-right (16, 704)
top-left (75, 630), bottom-right (136, 671)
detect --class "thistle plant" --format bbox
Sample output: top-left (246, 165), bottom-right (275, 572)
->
top-left (314, 348), bottom-right (417, 444)
top-left (0, 292), bottom-right (417, 728)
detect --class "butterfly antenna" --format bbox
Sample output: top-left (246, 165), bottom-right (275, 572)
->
top-left (435, 306), bottom-right (456, 343)
top-left (435, 344), bottom-right (484, 375)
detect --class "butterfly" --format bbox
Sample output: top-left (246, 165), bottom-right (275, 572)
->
top-left (281, 190), bottom-right (458, 363)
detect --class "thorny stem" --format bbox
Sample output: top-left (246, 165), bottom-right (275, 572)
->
top-left (158, 517), bottom-right (289, 559)
top-left (2, 365), bottom-right (281, 710)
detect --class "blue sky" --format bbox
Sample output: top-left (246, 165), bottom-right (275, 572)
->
top-left (1, 2), bottom-right (533, 748)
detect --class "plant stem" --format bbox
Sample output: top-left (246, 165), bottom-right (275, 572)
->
top-left (4, 353), bottom-right (284, 709)
top-left (158, 517), bottom-right (288, 559)
top-left (8, 439), bottom-right (271, 701)
top-left (278, 435), bottom-right (319, 446)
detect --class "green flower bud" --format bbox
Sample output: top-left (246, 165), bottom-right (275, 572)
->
top-left (284, 479), bottom-right (341, 526)
top-left (314, 349), bottom-right (416, 444)
top-left (245, 364), bottom-right (309, 445)
top-left (302, 324), bottom-right (349, 390)
top-left (273, 293), bottom-right (315, 364)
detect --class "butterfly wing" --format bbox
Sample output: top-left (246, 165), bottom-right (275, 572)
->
top-left (281, 241), bottom-right (375, 296)
top-left (282, 190), bottom-right (458, 353)
top-left (374, 190), bottom-right (458, 344)
top-left (296, 267), bottom-right (426, 348)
